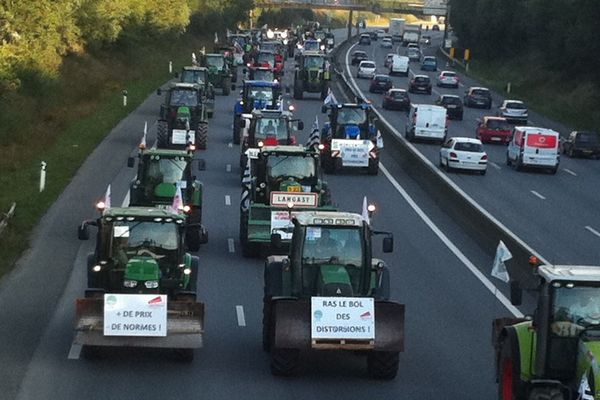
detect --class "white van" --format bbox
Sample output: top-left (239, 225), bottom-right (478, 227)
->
top-left (506, 126), bottom-right (560, 174)
top-left (405, 104), bottom-right (448, 143)
top-left (389, 55), bottom-right (409, 76)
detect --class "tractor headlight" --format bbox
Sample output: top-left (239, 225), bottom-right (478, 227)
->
top-left (93, 265), bottom-right (102, 272)
top-left (123, 280), bottom-right (138, 288)
top-left (183, 268), bottom-right (192, 275)
top-left (144, 280), bottom-right (159, 289)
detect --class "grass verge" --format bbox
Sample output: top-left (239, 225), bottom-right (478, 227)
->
top-left (0, 33), bottom-right (209, 279)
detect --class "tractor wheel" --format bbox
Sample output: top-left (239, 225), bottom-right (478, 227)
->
top-left (242, 239), bottom-right (259, 258)
top-left (196, 122), bottom-right (208, 150)
top-left (233, 115), bottom-right (241, 145)
top-left (526, 387), bottom-right (565, 400)
top-left (240, 153), bottom-right (248, 173)
top-left (270, 348), bottom-right (299, 376)
top-left (322, 154), bottom-right (334, 174)
top-left (497, 337), bottom-right (525, 400)
top-left (366, 351), bottom-right (399, 380)
top-left (174, 348), bottom-right (194, 363)
top-left (86, 253), bottom-right (98, 289)
top-left (208, 111), bottom-right (214, 119)
top-left (262, 296), bottom-right (272, 351)
top-left (223, 78), bottom-right (231, 96)
top-left (367, 159), bottom-right (379, 175)
top-left (82, 345), bottom-right (104, 360)
top-left (188, 257), bottom-right (199, 293)
top-left (293, 80), bottom-right (303, 100)
top-left (157, 121), bottom-right (169, 148)
top-left (320, 84), bottom-right (328, 100)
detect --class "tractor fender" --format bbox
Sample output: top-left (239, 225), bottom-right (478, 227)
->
top-left (264, 256), bottom-right (287, 297)
top-left (234, 101), bottom-right (243, 115)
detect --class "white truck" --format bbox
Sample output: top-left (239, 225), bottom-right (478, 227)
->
top-left (389, 18), bottom-right (405, 43)
top-left (402, 24), bottom-right (421, 47)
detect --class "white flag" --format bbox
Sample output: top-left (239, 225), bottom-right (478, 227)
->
top-left (140, 121), bottom-right (147, 148)
top-left (323, 87), bottom-right (337, 107)
top-left (192, 52), bottom-right (197, 65)
top-left (104, 184), bottom-right (111, 209)
top-left (214, 32), bottom-right (219, 44)
top-left (491, 240), bottom-right (512, 283)
top-left (171, 183), bottom-right (183, 213)
top-left (361, 196), bottom-right (370, 225)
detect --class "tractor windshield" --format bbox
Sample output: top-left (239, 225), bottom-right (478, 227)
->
top-left (181, 69), bottom-right (207, 84)
top-left (256, 118), bottom-right (289, 140)
top-left (267, 154), bottom-right (316, 180)
top-left (111, 221), bottom-right (179, 264)
top-left (249, 86), bottom-right (274, 102)
top-left (206, 55), bottom-right (225, 69)
top-left (304, 41), bottom-right (319, 51)
top-left (304, 55), bottom-right (324, 69)
top-left (551, 284), bottom-right (600, 336)
top-left (253, 69), bottom-right (274, 81)
top-left (336, 108), bottom-right (367, 125)
top-left (169, 90), bottom-right (199, 107)
top-left (258, 52), bottom-right (275, 66)
top-left (144, 157), bottom-right (188, 184)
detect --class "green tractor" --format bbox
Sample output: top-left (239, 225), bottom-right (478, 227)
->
top-left (239, 145), bottom-right (335, 258)
top-left (127, 147), bottom-right (207, 233)
top-left (214, 45), bottom-right (239, 83)
top-left (74, 206), bottom-right (206, 361)
top-left (263, 210), bottom-right (405, 379)
top-left (493, 263), bottom-right (600, 399)
top-left (200, 53), bottom-right (232, 96)
top-left (178, 66), bottom-right (215, 118)
top-left (156, 82), bottom-right (209, 150)
top-left (293, 50), bottom-right (330, 100)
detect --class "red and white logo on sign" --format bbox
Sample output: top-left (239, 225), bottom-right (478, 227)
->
top-left (527, 134), bottom-right (556, 148)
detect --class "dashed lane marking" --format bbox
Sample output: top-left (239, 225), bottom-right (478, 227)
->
top-left (227, 238), bottom-right (235, 253)
top-left (530, 190), bottom-right (546, 200)
top-left (236, 305), bottom-right (246, 327)
top-left (225, 195), bottom-right (231, 206)
top-left (585, 226), bottom-right (600, 239)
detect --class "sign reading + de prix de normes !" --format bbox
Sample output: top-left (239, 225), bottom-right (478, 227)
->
top-left (104, 294), bottom-right (167, 337)
top-left (311, 297), bottom-right (375, 340)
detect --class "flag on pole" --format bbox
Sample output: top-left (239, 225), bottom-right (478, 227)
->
top-left (361, 196), bottom-right (370, 225)
top-left (491, 240), bottom-right (512, 283)
top-left (240, 157), bottom-right (252, 212)
top-left (192, 52), bottom-right (197, 65)
top-left (140, 121), bottom-right (147, 149)
top-left (323, 87), bottom-right (337, 107)
top-left (306, 116), bottom-right (320, 149)
top-left (171, 183), bottom-right (183, 213)
top-left (104, 184), bottom-right (111, 209)
top-left (214, 32), bottom-right (219, 44)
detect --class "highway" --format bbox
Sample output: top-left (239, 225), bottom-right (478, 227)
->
top-left (0, 28), bottom-right (538, 400)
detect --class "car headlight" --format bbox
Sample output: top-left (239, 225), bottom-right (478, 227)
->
top-left (144, 280), bottom-right (159, 289)
top-left (123, 280), bottom-right (138, 288)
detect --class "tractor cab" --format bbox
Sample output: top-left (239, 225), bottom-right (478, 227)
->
top-left (246, 66), bottom-right (275, 82)
top-left (178, 67), bottom-right (215, 118)
top-left (199, 53), bottom-right (232, 95)
top-left (293, 51), bottom-right (330, 99)
top-left (159, 83), bottom-right (203, 124)
top-left (241, 109), bottom-right (302, 158)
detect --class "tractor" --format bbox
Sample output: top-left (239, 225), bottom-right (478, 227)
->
top-left (244, 65), bottom-right (275, 82)
top-left (200, 53), bottom-right (232, 95)
top-left (127, 147), bottom-right (207, 231)
top-left (493, 262), bottom-right (600, 400)
top-left (251, 50), bottom-right (283, 79)
top-left (156, 82), bottom-right (209, 150)
top-left (320, 103), bottom-right (382, 175)
top-left (262, 210), bottom-right (405, 379)
top-left (177, 66), bottom-right (215, 118)
top-left (239, 108), bottom-right (303, 170)
top-left (293, 51), bottom-right (330, 100)
top-left (214, 45), bottom-right (238, 83)
top-left (232, 80), bottom-right (282, 145)
top-left (74, 206), bottom-right (207, 361)
top-left (239, 145), bottom-right (335, 258)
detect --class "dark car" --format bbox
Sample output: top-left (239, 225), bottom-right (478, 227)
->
top-left (369, 74), bottom-right (393, 93)
top-left (359, 34), bottom-right (371, 45)
top-left (382, 89), bottom-right (410, 111)
top-left (436, 94), bottom-right (463, 120)
top-left (562, 131), bottom-right (600, 158)
top-left (369, 31), bottom-right (378, 41)
top-left (408, 75), bottom-right (432, 95)
top-left (464, 87), bottom-right (492, 109)
top-left (351, 50), bottom-right (368, 66)
top-left (432, 24), bottom-right (440, 31)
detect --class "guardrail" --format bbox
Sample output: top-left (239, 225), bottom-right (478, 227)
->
top-left (329, 37), bottom-right (544, 290)
top-left (0, 202), bottom-right (16, 236)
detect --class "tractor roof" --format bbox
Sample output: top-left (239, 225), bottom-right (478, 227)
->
top-left (244, 80), bottom-right (279, 88)
top-left (292, 211), bottom-right (365, 227)
top-left (170, 82), bottom-right (201, 90)
top-left (251, 109), bottom-right (292, 118)
top-left (303, 51), bottom-right (324, 57)
top-left (140, 148), bottom-right (192, 159)
top-left (261, 145), bottom-right (312, 155)
top-left (334, 103), bottom-right (371, 109)
top-left (102, 207), bottom-right (185, 221)
top-left (182, 66), bottom-right (207, 71)
top-left (538, 265), bottom-right (600, 283)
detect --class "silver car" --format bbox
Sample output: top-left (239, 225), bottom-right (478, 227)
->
top-left (498, 100), bottom-right (528, 123)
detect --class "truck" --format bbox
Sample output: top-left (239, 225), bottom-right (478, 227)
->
top-left (402, 24), bottom-right (421, 47)
top-left (389, 18), bottom-right (405, 43)
top-left (493, 261), bottom-right (600, 399)
top-left (74, 206), bottom-right (206, 361)
top-left (262, 210), bottom-right (405, 378)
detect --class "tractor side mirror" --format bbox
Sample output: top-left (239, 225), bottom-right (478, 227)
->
top-left (270, 232), bottom-right (282, 249)
top-left (78, 222), bottom-right (90, 240)
top-left (127, 157), bottom-right (135, 168)
top-left (297, 121), bottom-right (304, 131)
top-left (186, 224), bottom-right (207, 252)
top-left (156, 88), bottom-right (162, 96)
top-left (231, 83), bottom-right (236, 91)
top-left (321, 105), bottom-right (328, 113)
top-left (382, 236), bottom-right (393, 253)
top-left (510, 280), bottom-right (522, 306)
top-left (197, 159), bottom-right (206, 171)
top-left (174, 72), bottom-right (179, 78)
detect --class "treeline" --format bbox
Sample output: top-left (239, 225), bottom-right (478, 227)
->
top-left (0, 0), bottom-right (253, 92)
top-left (449, 0), bottom-right (600, 82)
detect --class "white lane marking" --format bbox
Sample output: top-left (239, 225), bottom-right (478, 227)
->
top-left (228, 238), bottom-right (235, 253)
top-left (121, 189), bottom-right (130, 207)
top-left (67, 344), bottom-right (82, 360)
top-left (379, 164), bottom-right (524, 317)
top-left (346, 43), bottom-right (523, 318)
top-left (228, 142), bottom-right (233, 148)
top-left (585, 226), bottom-right (600, 238)
top-left (236, 305), bottom-right (246, 327)
top-left (530, 190), bottom-right (546, 200)
top-left (225, 195), bottom-right (231, 206)
top-left (226, 164), bottom-right (232, 172)
top-left (489, 162), bottom-right (501, 170)
top-left (563, 168), bottom-right (577, 176)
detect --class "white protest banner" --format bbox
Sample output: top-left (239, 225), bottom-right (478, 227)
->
top-left (270, 211), bottom-right (293, 240)
top-left (311, 296), bottom-right (375, 340)
top-left (331, 139), bottom-right (371, 167)
top-left (491, 240), bottom-right (512, 283)
top-left (104, 294), bottom-right (167, 337)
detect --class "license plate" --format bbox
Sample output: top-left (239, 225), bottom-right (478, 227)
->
top-left (287, 186), bottom-right (301, 192)
top-left (447, 105), bottom-right (456, 109)
top-left (491, 137), bottom-right (501, 141)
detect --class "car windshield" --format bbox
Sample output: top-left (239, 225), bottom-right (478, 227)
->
top-left (391, 91), bottom-right (407, 99)
top-left (301, 227), bottom-right (364, 293)
top-left (267, 154), bottom-right (316, 179)
top-left (375, 76), bottom-right (389, 82)
top-left (442, 72), bottom-right (456, 77)
top-left (181, 69), bottom-right (207, 84)
top-left (552, 284), bottom-right (600, 335)
top-left (249, 86), bottom-right (274, 101)
top-left (337, 108), bottom-right (367, 125)
top-left (506, 102), bottom-right (526, 109)
top-left (487, 119), bottom-right (511, 130)
top-left (415, 76), bottom-right (430, 83)
top-left (442, 96), bottom-right (461, 104)
top-left (354, 51), bottom-right (366, 57)
top-left (472, 89), bottom-right (490, 96)
top-left (577, 132), bottom-right (600, 143)
top-left (112, 221), bottom-right (179, 256)
top-left (255, 117), bottom-right (289, 139)
top-left (361, 62), bottom-right (375, 68)
top-left (144, 157), bottom-right (187, 183)
top-left (304, 56), bottom-right (324, 68)
top-left (454, 142), bottom-right (483, 152)
top-left (169, 89), bottom-right (198, 106)
top-left (258, 53), bottom-right (275, 65)
top-left (206, 55), bottom-right (224, 69)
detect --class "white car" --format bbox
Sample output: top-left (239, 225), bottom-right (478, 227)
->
top-left (439, 137), bottom-right (488, 175)
top-left (381, 38), bottom-right (393, 48)
top-left (376, 29), bottom-right (386, 39)
top-left (357, 60), bottom-right (376, 79)
top-left (407, 43), bottom-right (420, 51)
top-left (436, 71), bottom-right (459, 88)
top-left (498, 100), bottom-right (528, 123)
top-left (384, 53), bottom-right (395, 68)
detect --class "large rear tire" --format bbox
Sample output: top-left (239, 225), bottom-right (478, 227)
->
top-left (270, 348), bottom-right (299, 376)
top-left (367, 159), bottom-right (379, 175)
top-left (174, 348), bottom-right (194, 363)
top-left (367, 351), bottom-right (399, 380)
top-left (157, 121), bottom-right (169, 148)
top-left (233, 115), bottom-right (241, 145)
top-left (223, 78), bottom-right (231, 96)
top-left (293, 80), bottom-right (303, 100)
top-left (262, 296), bottom-right (272, 351)
top-left (196, 121), bottom-right (208, 150)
